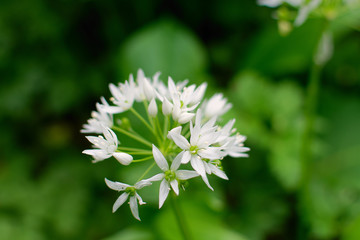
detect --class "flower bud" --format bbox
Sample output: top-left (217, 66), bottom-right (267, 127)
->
top-left (178, 112), bottom-right (195, 124)
top-left (113, 152), bottom-right (133, 165)
top-left (148, 98), bottom-right (158, 117)
top-left (162, 97), bottom-right (173, 115)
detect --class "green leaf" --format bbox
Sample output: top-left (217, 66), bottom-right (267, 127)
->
top-left (118, 19), bottom-right (208, 83)
top-left (242, 19), bottom-right (323, 75)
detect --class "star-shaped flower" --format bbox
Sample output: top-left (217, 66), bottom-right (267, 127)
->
top-left (167, 110), bottom-right (223, 190)
top-left (83, 127), bottom-right (133, 165)
top-left (105, 178), bottom-right (151, 221)
top-left (145, 145), bottom-right (198, 208)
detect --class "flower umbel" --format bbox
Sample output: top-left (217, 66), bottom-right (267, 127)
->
top-left (82, 69), bottom-right (249, 220)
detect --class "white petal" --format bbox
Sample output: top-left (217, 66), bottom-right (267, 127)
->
top-left (105, 178), bottom-right (130, 191)
top-left (209, 164), bottom-right (229, 180)
top-left (113, 152), bottom-right (133, 165)
top-left (143, 78), bottom-right (155, 100)
top-left (144, 173), bottom-right (165, 182)
top-left (200, 174), bottom-right (214, 191)
top-left (135, 192), bottom-right (146, 205)
top-left (129, 196), bottom-right (141, 221)
top-left (176, 170), bottom-right (199, 180)
top-left (190, 155), bottom-right (206, 177)
top-left (167, 129), bottom-right (190, 150)
top-left (135, 180), bottom-right (152, 189)
top-left (152, 145), bottom-right (169, 171)
top-left (82, 149), bottom-right (108, 161)
top-left (181, 150), bottom-right (191, 164)
top-left (112, 192), bottom-right (129, 213)
top-left (159, 179), bottom-right (170, 208)
top-left (198, 147), bottom-right (222, 160)
top-left (170, 179), bottom-right (179, 195)
top-left (103, 127), bottom-right (117, 146)
top-left (148, 98), bottom-right (158, 117)
top-left (167, 126), bottom-right (182, 140)
top-left (190, 82), bottom-right (207, 105)
top-left (101, 105), bottom-right (125, 114)
top-left (171, 151), bottom-right (183, 171)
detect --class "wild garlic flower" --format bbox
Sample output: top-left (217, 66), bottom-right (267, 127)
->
top-left (81, 97), bottom-right (113, 134)
top-left (82, 69), bottom-right (249, 220)
top-left (144, 145), bottom-right (198, 208)
top-left (82, 127), bottom-right (133, 165)
top-left (105, 178), bottom-right (151, 221)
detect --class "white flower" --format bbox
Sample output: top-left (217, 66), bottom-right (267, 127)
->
top-left (167, 77), bottom-right (206, 124)
top-left (144, 145), bottom-right (198, 208)
top-left (105, 178), bottom-right (151, 220)
top-left (216, 119), bottom-right (250, 158)
top-left (104, 79), bottom-right (136, 114)
top-left (82, 127), bottom-right (133, 165)
top-left (201, 93), bottom-right (232, 119)
top-left (81, 97), bottom-right (113, 134)
top-left (167, 110), bottom-right (223, 190)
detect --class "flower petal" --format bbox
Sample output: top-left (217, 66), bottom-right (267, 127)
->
top-left (159, 179), bottom-right (170, 208)
top-left (129, 195), bottom-right (141, 221)
top-left (200, 174), bottom-right (214, 191)
top-left (135, 180), bottom-right (152, 189)
top-left (176, 170), bottom-right (199, 180)
top-left (152, 145), bottom-right (169, 171)
top-left (112, 192), bottom-right (129, 213)
top-left (135, 192), bottom-right (146, 205)
top-left (190, 155), bottom-right (206, 177)
top-left (171, 151), bottom-right (183, 171)
top-left (198, 147), bottom-right (222, 160)
top-left (170, 179), bottom-right (179, 195)
top-left (168, 129), bottom-right (190, 150)
top-left (144, 173), bottom-right (165, 182)
top-left (105, 178), bottom-right (130, 191)
top-left (181, 150), bottom-right (191, 164)
top-left (208, 164), bottom-right (228, 180)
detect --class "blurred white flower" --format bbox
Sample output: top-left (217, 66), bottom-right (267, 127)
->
top-left (81, 97), bottom-right (113, 134)
top-left (201, 93), bottom-right (232, 119)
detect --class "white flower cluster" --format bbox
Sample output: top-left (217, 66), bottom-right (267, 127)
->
top-left (82, 69), bottom-right (249, 220)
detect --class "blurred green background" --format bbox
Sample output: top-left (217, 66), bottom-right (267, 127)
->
top-left (1, 0), bottom-right (360, 239)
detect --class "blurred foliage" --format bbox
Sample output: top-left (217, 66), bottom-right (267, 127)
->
top-left (0, 0), bottom-right (360, 240)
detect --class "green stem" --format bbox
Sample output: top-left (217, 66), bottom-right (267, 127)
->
top-left (136, 162), bottom-right (156, 182)
top-left (155, 117), bottom-right (163, 140)
top-left (170, 193), bottom-right (192, 240)
top-left (125, 151), bottom-right (153, 155)
top-left (112, 126), bottom-right (152, 147)
top-left (117, 147), bottom-right (151, 152)
top-left (298, 21), bottom-right (329, 240)
top-left (132, 156), bottom-right (154, 163)
top-left (130, 107), bottom-right (155, 134)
